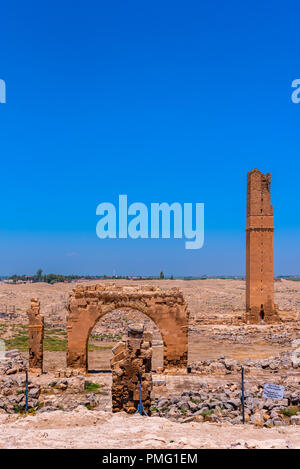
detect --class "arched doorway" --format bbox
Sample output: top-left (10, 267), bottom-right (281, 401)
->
top-left (66, 283), bottom-right (189, 372)
top-left (260, 304), bottom-right (265, 322)
top-left (87, 307), bottom-right (164, 372)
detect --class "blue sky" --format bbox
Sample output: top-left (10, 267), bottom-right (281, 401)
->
top-left (0, 1), bottom-right (299, 276)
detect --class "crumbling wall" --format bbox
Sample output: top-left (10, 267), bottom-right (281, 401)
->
top-left (111, 325), bottom-right (152, 414)
top-left (27, 298), bottom-right (44, 373)
top-left (245, 169), bottom-right (280, 324)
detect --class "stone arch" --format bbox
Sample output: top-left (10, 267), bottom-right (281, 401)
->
top-left (66, 284), bottom-right (189, 372)
top-left (86, 304), bottom-right (164, 371)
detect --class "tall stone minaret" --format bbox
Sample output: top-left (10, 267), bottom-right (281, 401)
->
top-left (245, 169), bottom-right (279, 324)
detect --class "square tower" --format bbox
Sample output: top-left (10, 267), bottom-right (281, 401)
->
top-left (246, 169), bottom-right (279, 323)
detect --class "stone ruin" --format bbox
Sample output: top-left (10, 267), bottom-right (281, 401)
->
top-left (24, 284), bottom-right (189, 377)
top-left (27, 298), bottom-right (44, 373)
top-left (111, 324), bottom-right (152, 414)
top-left (66, 283), bottom-right (189, 373)
top-left (245, 169), bottom-right (280, 324)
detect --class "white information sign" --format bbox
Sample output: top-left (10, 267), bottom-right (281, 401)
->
top-left (263, 384), bottom-right (285, 400)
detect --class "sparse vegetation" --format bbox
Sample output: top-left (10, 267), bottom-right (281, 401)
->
top-left (201, 409), bottom-right (214, 417)
top-left (44, 336), bottom-right (67, 351)
top-left (46, 328), bottom-right (67, 336)
top-left (150, 407), bottom-right (158, 413)
top-left (5, 334), bottom-right (28, 350)
top-left (84, 403), bottom-right (94, 410)
top-left (13, 405), bottom-right (24, 414)
top-left (281, 407), bottom-right (300, 417)
top-left (84, 381), bottom-right (102, 392)
top-left (4, 325), bottom-right (115, 352)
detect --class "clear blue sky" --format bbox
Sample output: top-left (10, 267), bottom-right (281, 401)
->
top-left (0, 1), bottom-right (299, 277)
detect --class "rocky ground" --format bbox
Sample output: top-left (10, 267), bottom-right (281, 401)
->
top-left (0, 351), bottom-right (299, 429)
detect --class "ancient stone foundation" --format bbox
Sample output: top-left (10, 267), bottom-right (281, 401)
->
top-left (111, 325), bottom-right (152, 414)
top-left (27, 298), bottom-right (44, 373)
top-left (245, 169), bottom-right (280, 324)
top-left (66, 283), bottom-right (189, 372)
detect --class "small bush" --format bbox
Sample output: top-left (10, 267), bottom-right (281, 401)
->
top-left (84, 381), bottom-right (102, 392)
top-left (281, 407), bottom-right (300, 417)
top-left (85, 403), bottom-right (94, 410)
top-left (13, 405), bottom-right (25, 414)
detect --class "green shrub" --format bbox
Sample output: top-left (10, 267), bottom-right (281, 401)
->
top-left (85, 403), bottom-right (94, 410)
top-left (281, 407), bottom-right (300, 417)
top-left (13, 405), bottom-right (25, 414)
top-left (84, 381), bottom-right (102, 392)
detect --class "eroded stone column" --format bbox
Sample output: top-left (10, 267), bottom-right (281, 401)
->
top-left (111, 325), bottom-right (152, 414)
top-left (245, 169), bottom-right (280, 324)
top-left (27, 298), bottom-right (44, 373)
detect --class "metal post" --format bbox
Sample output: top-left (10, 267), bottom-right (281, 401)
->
top-left (241, 366), bottom-right (245, 424)
top-left (25, 369), bottom-right (28, 412)
top-left (135, 373), bottom-right (148, 416)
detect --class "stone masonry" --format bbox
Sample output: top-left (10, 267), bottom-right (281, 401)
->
top-left (66, 283), bottom-right (189, 372)
top-left (111, 324), bottom-right (152, 414)
top-left (27, 298), bottom-right (44, 373)
top-left (245, 169), bottom-right (280, 324)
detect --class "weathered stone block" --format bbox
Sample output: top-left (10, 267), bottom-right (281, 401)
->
top-left (111, 326), bottom-right (153, 414)
top-left (27, 298), bottom-right (44, 374)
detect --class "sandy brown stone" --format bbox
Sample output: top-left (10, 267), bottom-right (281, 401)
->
top-left (245, 169), bottom-right (280, 324)
top-left (27, 298), bottom-right (44, 373)
top-left (111, 326), bottom-right (153, 414)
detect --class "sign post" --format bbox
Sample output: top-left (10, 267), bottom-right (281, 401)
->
top-left (25, 370), bottom-right (28, 412)
top-left (241, 367), bottom-right (245, 424)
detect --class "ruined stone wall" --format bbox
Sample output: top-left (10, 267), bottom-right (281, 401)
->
top-left (246, 169), bottom-right (280, 324)
top-left (111, 325), bottom-right (152, 414)
top-left (66, 284), bottom-right (189, 372)
top-left (27, 298), bottom-right (44, 373)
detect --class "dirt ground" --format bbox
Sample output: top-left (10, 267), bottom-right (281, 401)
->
top-left (0, 407), bottom-right (299, 449)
